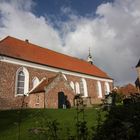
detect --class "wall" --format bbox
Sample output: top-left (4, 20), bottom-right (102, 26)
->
top-left (28, 92), bottom-right (45, 108)
top-left (0, 61), bottom-right (113, 109)
top-left (45, 79), bottom-right (75, 108)
top-left (0, 61), bottom-right (55, 109)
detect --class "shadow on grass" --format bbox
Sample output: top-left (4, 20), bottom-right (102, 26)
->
top-left (0, 109), bottom-right (43, 133)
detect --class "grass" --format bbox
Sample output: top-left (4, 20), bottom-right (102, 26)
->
top-left (0, 108), bottom-right (107, 140)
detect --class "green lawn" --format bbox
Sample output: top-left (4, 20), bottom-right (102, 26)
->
top-left (0, 108), bottom-right (106, 140)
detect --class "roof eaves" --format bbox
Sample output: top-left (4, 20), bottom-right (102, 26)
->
top-left (0, 54), bottom-right (112, 80)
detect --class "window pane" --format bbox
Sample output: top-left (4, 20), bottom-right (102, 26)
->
top-left (18, 71), bottom-right (25, 81)
top-left (80, 81), bottom-right (84, 95)
top-left (19, 71), bottom-right (24, 76)
top-left (17, 71), bottom-right (25, 94)
top-left (18, 75), bottom-right (24, 81)
top-left (17, 88), bottom-right (24, 94)
top-left (17, 81), bottom-right (24, 87)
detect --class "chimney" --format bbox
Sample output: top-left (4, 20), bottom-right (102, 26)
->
top-left (25, 39), bottom-right (29, 43)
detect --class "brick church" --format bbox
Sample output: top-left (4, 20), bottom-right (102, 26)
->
top-left (0, 36), bottom-right (113, 109)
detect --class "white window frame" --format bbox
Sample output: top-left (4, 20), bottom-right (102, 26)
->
top-left (75, 82), bottom-right (80, 94)
top-left (15, 67), bottom-right (29, 96)
top-left (70, 81), bottom-right (75, 91)
top-left (105, 82), bottom-right (110, 95)
top-left (97, 81), bottom-right (102, 98)
top-left (81, 78), bottom-right (88, 97)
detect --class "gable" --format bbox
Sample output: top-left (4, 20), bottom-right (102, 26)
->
top-left (29, 73), bottom-right (75, 95)
top-left (44, 73), bottom-right (74, 94)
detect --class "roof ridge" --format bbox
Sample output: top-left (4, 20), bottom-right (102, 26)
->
top-left (0, 36), bottom-right (112, 79)
top-left (1, 36), bottom-right (88, 63)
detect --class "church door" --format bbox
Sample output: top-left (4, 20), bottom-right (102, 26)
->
top-left (58, 92), bottom-right (66, 108)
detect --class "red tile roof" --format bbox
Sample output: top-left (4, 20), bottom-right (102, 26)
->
top-left (119, 83), bottom-right (138, 96)
top-left (0, 36), bottom-right (111, 79)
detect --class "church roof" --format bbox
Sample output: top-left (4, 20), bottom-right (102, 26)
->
top-left (119, 83), bottom-right (138, 96)
top-left (136, 59), bottom-right (140, 68)
top-left (0, 36), bottom-right (111, 79)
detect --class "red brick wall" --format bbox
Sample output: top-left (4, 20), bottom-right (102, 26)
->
top-left (45, 79), bottom-right (75, 108)
top-left (0, 61), bottom-right (113, 109)
top-left (0, 61), bottom-right (21, 109)
top-left (0, 61), bottom-right (56, 109)
top-left (28, 92), bottom-right (45, 108)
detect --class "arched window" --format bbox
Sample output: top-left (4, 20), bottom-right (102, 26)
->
top-left (75, 82), bottom-right (80, 94)
top-left (70, 81), bottom-right (75, 91)
top-left (80, 78), bottom-right (88, 97)
top-left (105, 82), bottom-right (110, 95)
top-left (32, 77), bottom-right (39, 88)
top-left (15, 67), bottom-right (29, 96)
top-left (97, 81), bottom-right (102, 98)
top-left (17, 71), bottom-right (25, 95)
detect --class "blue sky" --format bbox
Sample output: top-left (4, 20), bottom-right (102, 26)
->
top-left (0, 0), bottom-right (140, 86)
top-left (33, 0), bottom-right (114, 29)
top-left (34, 0), bottom-right (113, 20)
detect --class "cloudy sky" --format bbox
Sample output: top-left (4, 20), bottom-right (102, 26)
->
top-left (0, 0), bottom-right (139, 86)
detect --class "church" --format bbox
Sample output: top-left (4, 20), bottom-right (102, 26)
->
top-left (0, 36), bottom-right (113, 109)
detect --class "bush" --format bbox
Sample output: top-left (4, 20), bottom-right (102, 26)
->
top-left (92, 103), bottom-right (140, 140)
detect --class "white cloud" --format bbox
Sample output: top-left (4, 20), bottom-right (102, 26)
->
top-left (0, 0), bottom-right (139, 86)
top-left (61, 0), bottom-right (140, 85)
top-left (0, 0), bottom-right (62, 52)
